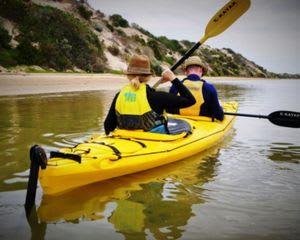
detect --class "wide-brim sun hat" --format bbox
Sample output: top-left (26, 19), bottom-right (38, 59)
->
top-left (184, 56), bottom-right (208, 75)
top-left (126, 55), bottom-right (152, 75)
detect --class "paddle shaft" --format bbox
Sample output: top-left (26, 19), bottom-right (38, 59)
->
top-left (152, 42), bottom-right (201, 89)
top-left (225, 112), bottom-right (268, 119)
top-left (170, 42), bottom-right (201, 71)
top-left (225, 111), bottom-right (300, 128)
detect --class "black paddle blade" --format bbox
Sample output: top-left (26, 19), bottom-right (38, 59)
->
top-left (268, 111), bottom-right (300, 128)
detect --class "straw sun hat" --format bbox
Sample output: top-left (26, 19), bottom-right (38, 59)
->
top-left (126, 55), bottom-right (152, 75)
top-left (184, 56), bottom-right (208, 75)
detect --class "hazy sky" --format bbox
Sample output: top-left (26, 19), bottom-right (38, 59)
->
top-left (88, 0), bottom-right (300, 74)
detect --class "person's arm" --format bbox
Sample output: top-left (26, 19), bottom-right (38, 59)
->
top-left (169, 78), bottom-right (196, 107)
top-left (169, 83), bottom-right (179, 95)
top-left (149, 69), bottom-right (195, 113)
top-left (104, 93), bottom-right (119, 135)
top-left (148, 78), bottom-right (196, 113)
top-left (212, 91), bottom-right (224, 121)
top-left (205, 83), bottom-right (224, 121)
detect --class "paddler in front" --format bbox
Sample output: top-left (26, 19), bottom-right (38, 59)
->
top-left (167, 56), bottom-right (224, 121)
top-left (104, 54), bottom-right (196, 134)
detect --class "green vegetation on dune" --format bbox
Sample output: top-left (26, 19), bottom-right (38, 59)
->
top-left (0, 0), bottom-right (106, 72)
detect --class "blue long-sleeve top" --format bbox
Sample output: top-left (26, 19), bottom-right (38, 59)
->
top-left (168, 74), bottom-right (224, 121)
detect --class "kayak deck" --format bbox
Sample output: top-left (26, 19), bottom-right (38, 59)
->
top-left (39, 101), bottom-right (238, 195)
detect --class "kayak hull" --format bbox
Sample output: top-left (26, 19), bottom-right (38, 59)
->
top-left (39, 102), bottom-right (238, 195)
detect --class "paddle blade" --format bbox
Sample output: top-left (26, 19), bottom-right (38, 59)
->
top-left (268, 111), bottom-right (300, 128)
top-left (201, 0), bottom-right (251, 43)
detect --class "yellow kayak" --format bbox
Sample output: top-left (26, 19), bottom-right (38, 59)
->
top-left (38, 101), bottom-right (238, 195)
top-left (37, 145), bottom-right (223, 222)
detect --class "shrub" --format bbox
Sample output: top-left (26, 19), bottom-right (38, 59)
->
top-left (225, 60), bottom-right (239, 71)
top-left (158, 36), bottom-right (184, 53)
top-left (116, 28), bottom-right (126, 37)
top-left (151, 61), bottom-right (162, 76)
top-left (224, 48), bottom-right (235, 55)
top-left (164, 56), bottom-right (175, 66)
top-left (0, 0), bottom-right (27, 23)
top-left (96, 10), bottom-right (105, 18)
top-left (106, 22), bottom-right (114, 32)
top-left (147, 39), bottom-right (162, 61)
top-left (16, 38), bottom-right (40, 65)
top-left (132, 23), bottom-right (156, 39)
top-left (181, 40), bottom-right (194, 49)
top-left (0, 49), bottom-right (18, 66)
top-left (108, 45), bottom-right (120, 56)
top-left (111, 69), bottom-right (125, 75)
top-left (93, 23), bottom-right (103, 32)
top-left (135, 47), bottom-right (141, 54)
top-left (0, 25), bottom-right (11, 49)
top-left (109, 14), bottom-right (129, 28)
top-left (77, 4), bottom-right (93, 20)
top-left (132, 35), bottom-right (146, 46)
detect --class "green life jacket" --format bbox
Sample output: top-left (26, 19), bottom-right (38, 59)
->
top-left (115, 83), bottom-right (162, 131)
top-left (179, 79), bottom-right (204, 116)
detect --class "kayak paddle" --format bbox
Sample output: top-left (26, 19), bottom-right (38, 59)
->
top-left (225, 110), bottom-right (300, 128)
top-left (153, 0), bottom-right (251, 89)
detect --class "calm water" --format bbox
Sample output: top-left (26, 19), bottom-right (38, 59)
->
top-left (0, 79), bottom-right (299, 240)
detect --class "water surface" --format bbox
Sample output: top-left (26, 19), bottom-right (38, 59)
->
top-left (0, 79), bottom-right (299, 240)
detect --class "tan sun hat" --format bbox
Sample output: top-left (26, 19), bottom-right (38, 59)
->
top-left (126, 55), bottom-right (152, 75)
top-left (184, 56), bottom-right (208, 75)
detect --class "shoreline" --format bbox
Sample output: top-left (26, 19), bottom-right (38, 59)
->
top-left (0, 72), bottom-right (290, 97)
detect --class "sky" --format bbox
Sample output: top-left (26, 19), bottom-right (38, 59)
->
top-left (88, 0), bottom-right (300, 74)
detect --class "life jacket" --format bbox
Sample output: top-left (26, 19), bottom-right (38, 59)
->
top-left (179, 79), bottom-right (204, 116)
top-left (115, 83), bottom-right (163, 131)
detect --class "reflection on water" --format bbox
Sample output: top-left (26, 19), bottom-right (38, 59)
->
top-left (267, 143), bottom-right (300, 164)
top-left (108, 153), bottom-right (220, 240)
top-left (26, 206), bottom-right (47, 240)
top-left (0, 80), bottom-right (300, 240)
top-left (216, 81), bottom-right (249, 101)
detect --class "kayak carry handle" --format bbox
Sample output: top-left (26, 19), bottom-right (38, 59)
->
top-left (50, 151), bottom-right (82, 163)
top-left (25, 145), bottom-right (48, 216)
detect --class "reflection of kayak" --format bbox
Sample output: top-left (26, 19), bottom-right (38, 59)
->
top-left (39, 102), bottom-right (238, 195)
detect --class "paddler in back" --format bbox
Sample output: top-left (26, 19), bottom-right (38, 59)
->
top-left (167, 56), bottom-right (224, 121)
top-left (104, 55), bottom-right (195, 134)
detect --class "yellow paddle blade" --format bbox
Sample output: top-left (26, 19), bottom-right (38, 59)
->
top-left (200, 0), bottom-right (251, 44)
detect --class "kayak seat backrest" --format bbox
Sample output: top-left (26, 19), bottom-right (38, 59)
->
top-left (167, 118), bottom-right (192, 135)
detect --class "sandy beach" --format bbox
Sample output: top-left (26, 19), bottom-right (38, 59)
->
top-left (0, 73), bottom-right (156, 96)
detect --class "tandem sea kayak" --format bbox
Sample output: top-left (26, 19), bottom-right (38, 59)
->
top-left (31, 101), bottom-right (238, 196)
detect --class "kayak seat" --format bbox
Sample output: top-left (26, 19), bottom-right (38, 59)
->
top-left (111, 118), bottom-right (192, 141)
top-left (167, 118), bottom-right (192, 135)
